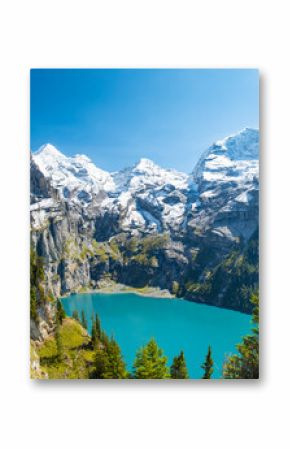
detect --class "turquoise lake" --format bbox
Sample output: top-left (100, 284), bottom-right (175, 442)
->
top-left (61, 293), bottom-right (252, 378)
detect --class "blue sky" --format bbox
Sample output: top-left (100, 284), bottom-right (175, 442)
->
top-left (30, 69), bottom-right (259, 172)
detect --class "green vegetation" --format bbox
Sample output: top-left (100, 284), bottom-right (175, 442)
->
top-left (170, 350), bottom-right (189, 379)
top-left (95, 313), bottom-right (101, 339)
top-left (36, 318), bottom-right (94, 379)
top-left (125, 236), bottom-right (138, 254)
top-left (55, 321), bottom-right (64, 362)
top-left (104, 338), bottom-right (127, 378)
top-left (30, 342), bottom-right (47, 379)
top-left (30, 248), bottom-right (48, 323)
top-left (61, 238), bottom-right (112, 264)
top-left (62, 237), bottom-right (81, 260)
top-left (108, 238), bottom-right (121, 258)
top-left (201, 346), bottom-right (214, 379)
top-left (56, 299), bottom-right (66, 324)
top-left (33, 308), bottom-right (127, 379)
top-left (81, 310), bottom-right (88, 330)
top-left (79, 244), bottom-right (91, 260)
top-left (142, 234), bottom-right (169, 252)
top-left (132, 253), bottom-right (150, 266)
top-left (133, 338), bottom-right (169, 379)
top-left (223, 292), bottom-right (259, 379)
top-left (91, 314), bottom-right (97, 349)
top-left (78, 285), bottom-right (90, 293)
top-left (93, 337), bottom-right (128, 379)
top-left (121, 233), bottom-right (169, 268)
top-left (51, 273), bottom-right (60, 282)
top-left (92, 241), bottom-right (109, 263)
top-left (33, 293), bottom-right (259, 379)
top-left (94, 348), bottom-right (110, 378)
top-left (91, 312), bottom-right (101, 349)
top-left (30, 235), bottom-right (258, 381)
top-left (172, 281), bottom-right (180, 296)
top-left (30, 287), bottom-right (37, 322)
top-left (72, 310), bottom-right (80, 322)
top-left (184, 228), bottom-right (259, 313)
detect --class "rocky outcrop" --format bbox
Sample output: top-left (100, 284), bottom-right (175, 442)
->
top-left (30, 341), bottom-right (48, 379)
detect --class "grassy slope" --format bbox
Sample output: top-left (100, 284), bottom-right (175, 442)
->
top-left (35, 318), bottom-right (95, 379)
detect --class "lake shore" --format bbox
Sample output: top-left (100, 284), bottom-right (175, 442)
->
top-left (60, 281), bottom-right (175, 299)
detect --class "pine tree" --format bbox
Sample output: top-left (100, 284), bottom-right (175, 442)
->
top-left (72, 310), bottom-right (80, 323)
top-left (100, 330), bottom-right (109, 349)
top-left (81, 310), bottom-right (88, 330)
top-left (91, 312), bottom-right (101, 348)
top-left (93, 336), bottom-right (127, 379)
top-left (95, 348), bottom-right (110, 378)
top-left (170, 350), bottom-right (189, 379)
top-left (56, 299), bottom-right (66, 324)
top-left (133, 338), bottom-right (169, 379)
top-left (223, 292), bottom-right (259, 379)
top-left (30, 249), bottom-right (45, 286)
top-left (55, 321), bottom-right (64, 362)
top-left (95, 313), bottom-right (101, 340)
top-left (91, 314), bottom-right (97, 349)
top-left (201, 346), bottom-right (214, 379)
top-left (30, 249), bottom-right (46, 323)
top-left (104, 337), bottom-right (127, 379)
top-left (30, 286), bottom-right (38, 322)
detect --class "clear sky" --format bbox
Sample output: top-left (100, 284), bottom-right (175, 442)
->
top-left (30, 69), bottom-right (259, 173)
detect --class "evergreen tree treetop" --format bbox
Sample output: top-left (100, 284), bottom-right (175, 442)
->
top-left (93, 335), bottom-right (127, 379)
top-left (170, 350), bottom-right (189, 379)
top-left (223, 291), bottom-right (259, 379)
top-left (56, 299), bottom-right (66, 325)
top-left (95, 313), bottom-right (101, 339)
top-left (72, 310), bottom-right (80, 323)
top-left (133, 338), bottom-right (169, 379)
top-left (81, 310), bottom-right (88, 330)
top-left (201, 345), bottom-right (214, 379)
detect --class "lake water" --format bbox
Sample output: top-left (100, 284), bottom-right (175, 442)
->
top-left (61, 292), bottom-right (252, 378)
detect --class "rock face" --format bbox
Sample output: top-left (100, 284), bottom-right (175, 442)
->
top-left (30, 128), bottom-right (259, 317)
top-left (189, 127), bottom-right (259, 242)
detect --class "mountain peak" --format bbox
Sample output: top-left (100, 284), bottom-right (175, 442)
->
top-left (215, 128), bottom-right (259, 160)
top-left (193, 128), bottom-right (259, 187)
top-left (134, 158), bottom-right (158, 171)
top-left (35, 143), bottom-right (65, 159)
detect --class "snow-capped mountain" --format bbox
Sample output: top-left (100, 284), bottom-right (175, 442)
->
top-left (32, 145), bottom-right (191, 233)
top-left (106, 158), bottom-right (190, 233)
top-left (193, 128), bottom-right (259, 190)
top-left (34, 143), bottom-right (115, 203)
top-left (113, 158), bottom-right (189, 192)
top-left (34, 146), bottom-right (188, 198)
top-left (31, 128), bottom-right (259, 238)
top-left (186, 128), bottom-right (259, 241)
top-left (30, 128), bottom-right (259, 314)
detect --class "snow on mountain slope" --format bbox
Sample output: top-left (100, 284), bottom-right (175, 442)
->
top-left (187, 128), bottom-right (259, 241)
top-left (32, 146), bottom-right (190, 233)
top-left (33, 144), bottom-right (115, 204)
top-left (113, 158), bottom-right (188, 192)
top-left (193, 128), bottom-right (259, 189)
top-left (108, 158), bottom-right (190, 232)
top-left (31, 128), bottom-right (259, 239)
